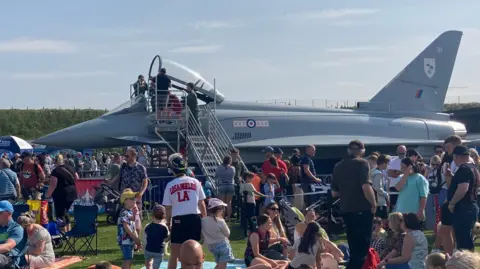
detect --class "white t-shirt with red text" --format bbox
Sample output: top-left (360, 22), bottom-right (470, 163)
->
top-left (162, 176), bottom-right (205, 217)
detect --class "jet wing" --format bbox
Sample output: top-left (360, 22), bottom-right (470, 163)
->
top-left (108, 136), bottom-right (169, 145)
top-left (233, 135), bottom-right (445, 148)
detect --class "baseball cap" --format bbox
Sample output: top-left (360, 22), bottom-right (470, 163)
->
top-left (453, 145), bottom-right (470, 156)
top-left (168, 153), bottom-right (186, 174)
top-left (208, 198), bottom-right (227, 209)
top-left (120, 188), bottom-right (138, 204)
top-left (0, 201), bottom-right (14, 213)
top-left (406, 149), bottom-right (420, 157)
top-left (262, 146), bottom-right (274, 153)
top-left (274, 148), bottom-right (283, 154)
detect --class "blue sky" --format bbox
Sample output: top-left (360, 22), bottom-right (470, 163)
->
top-left (1, 0), bottom-right (479, 109)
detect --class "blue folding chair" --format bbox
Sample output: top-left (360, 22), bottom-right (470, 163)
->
top-left (12, 204), bottom-right (30, 222)
top-left (61, 205), bottom-right (98, 257)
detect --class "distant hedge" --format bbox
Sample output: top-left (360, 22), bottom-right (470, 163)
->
top-left (0, 109), bottom-right (107, 140)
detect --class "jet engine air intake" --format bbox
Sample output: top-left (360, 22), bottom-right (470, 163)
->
top-left (448, 121), bottom-right (467, 138)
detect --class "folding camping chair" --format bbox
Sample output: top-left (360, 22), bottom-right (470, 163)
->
top-left (61, 205), bottom-right (98, 257)
top-left (13, 203), bottom-right (30, 222)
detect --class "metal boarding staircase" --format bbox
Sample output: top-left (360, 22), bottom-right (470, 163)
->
top-left (184, 105), bottom-right (248, 192)
top-left (144, 54), bottom-right (247, 190)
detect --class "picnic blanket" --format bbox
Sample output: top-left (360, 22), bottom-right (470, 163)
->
top-left (44, 256), bottom-right (82, 269)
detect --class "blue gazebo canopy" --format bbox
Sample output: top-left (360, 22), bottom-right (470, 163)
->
top-left (0, 136), bottom-right (33, 158)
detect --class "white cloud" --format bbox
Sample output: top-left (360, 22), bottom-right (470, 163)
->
top-left (86, 27), bottom-right (152, 38)
top-left (300, 8), bottom-right (379, 20)
top-left (312, 57), bottom-right (384, 67)
top-left (325, 46), bottom-right (382, 53)
top-left (0, 38), bottom-right (77, 53)
top-left (97, 52), bottom-right (127, 58)
top-left (169, 45), bottom-right (222, 54)
top-left (193, 20), bottom-right (244, 30)
top-left (329, 20), bottom-right (368, 27)
top-left (11, 71), bottom-right (115, 80)
top-left (336, 81), bottom-right (364, 87)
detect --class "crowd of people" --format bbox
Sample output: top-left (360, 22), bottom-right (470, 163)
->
top-left (2, 134), bottom-right (480, 269)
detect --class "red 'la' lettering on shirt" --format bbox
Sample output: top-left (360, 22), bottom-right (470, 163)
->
top-left (169, 182), bottom-right (197, 195)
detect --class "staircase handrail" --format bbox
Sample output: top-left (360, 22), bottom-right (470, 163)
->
top-left (184, 107), bottom-right (223, 168)
top-left (204, 105), bottom-right (249, 173)
top-left (184, 107), bottom-right (220, 194)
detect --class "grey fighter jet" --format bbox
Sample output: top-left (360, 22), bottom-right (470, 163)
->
top-left (34, 30), bottom-right (465, 163)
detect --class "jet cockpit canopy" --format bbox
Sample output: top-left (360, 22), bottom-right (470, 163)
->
top-left (149, 55), bottom-right (225, 104)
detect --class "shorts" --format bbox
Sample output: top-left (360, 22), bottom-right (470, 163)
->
top-left (441, 203), bottom-right (453, 226)
top-left (207, 240), bottom-right (234, 263)
top-left (218, 185), bottom-right (235, 195)
top-left (171, 214), bottom-right (202, 244)
top-left (144, 250), bottom-right (163, 269)
top-left (245, 203), bottom-right (256, 218)
top-left (121, 244), bottom-right (134, 260)
top-left (376, 206), bottom-right (388, 219)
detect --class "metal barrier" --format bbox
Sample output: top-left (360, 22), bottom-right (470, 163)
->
top-left (77, 169), bottom-right (109, 179)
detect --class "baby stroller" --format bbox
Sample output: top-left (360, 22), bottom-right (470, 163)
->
top-left (307, 187), bottom-right (345, 239)
top-left (94, 183), bottom-right (121, 225)
top-left (278, 199), bottom-right (304, 243)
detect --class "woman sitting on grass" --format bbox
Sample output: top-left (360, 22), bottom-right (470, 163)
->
top-left (381, 212), bottom-right (406, 260)
top-left (17, 213), bottom-right (55, 269)
top-left (293, 209), bottom-right (344, 262)
top-left (264, 202), bottom-right (289, 260)
top-left (377, 213), bottom-right (428, 269)
top-left (244, 215), bottom-right (289, 269)
top-left (289, 222), bottom-right (340, 269)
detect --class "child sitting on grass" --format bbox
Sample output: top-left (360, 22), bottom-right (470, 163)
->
top-left (426, 253), bottom-right (447, 269)
top-left (201, 198), bottom-right (235, 269)
top-left (95, 261), bottom-right (112, 269)
top-left (143, 204), bottom-right (170, 269)
top-left (118, 188), bottom-right (142, 269)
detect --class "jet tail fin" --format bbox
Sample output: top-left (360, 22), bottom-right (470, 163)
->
top-left (361, 30), bottom-right (462, 112)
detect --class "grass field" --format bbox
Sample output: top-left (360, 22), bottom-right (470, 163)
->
top-left (65, 216), bottom-right (480, 269)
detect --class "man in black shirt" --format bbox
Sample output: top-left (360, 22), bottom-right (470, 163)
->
top-left (300, 145), bottom-right (321, 209)
top-left (447, 145), bottom-right (479, 251)
top-left (331, 140), bottom-right (376, 269)
top-left (150, 68), bottom-right (171, 115)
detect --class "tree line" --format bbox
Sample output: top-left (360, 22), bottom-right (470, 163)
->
top-left (0, 109), bottom-right (107, 140)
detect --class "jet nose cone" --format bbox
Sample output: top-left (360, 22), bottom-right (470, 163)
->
top-left (34, 126), bottom-right (80, 147)
top-left (33, 118), bottom-right (104, 148)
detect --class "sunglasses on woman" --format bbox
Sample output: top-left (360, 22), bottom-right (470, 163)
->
top-left (269, 207), bottom-right (279, 211)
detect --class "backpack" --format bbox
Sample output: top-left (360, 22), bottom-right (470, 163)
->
top-left (362, 248), bottom-right (380, 269)
top-left (19, 162), bottom-right (40, 178)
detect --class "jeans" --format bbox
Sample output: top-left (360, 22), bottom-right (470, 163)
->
top-left (452, 203), bottom-right (479, 251)
top-left (343, 210), bottom-right (373, 269)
